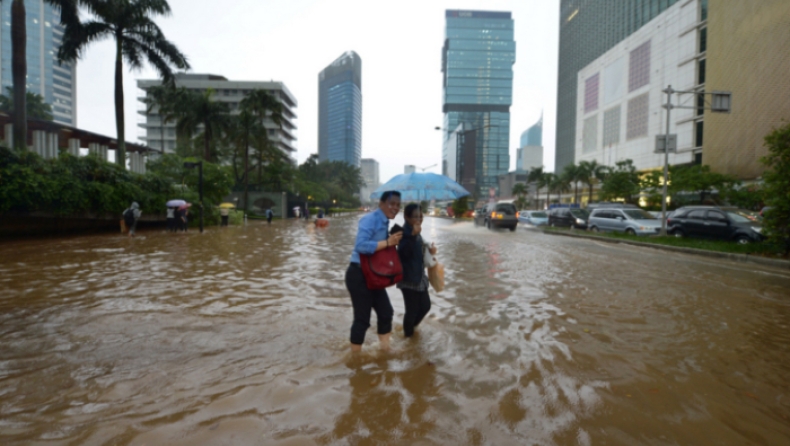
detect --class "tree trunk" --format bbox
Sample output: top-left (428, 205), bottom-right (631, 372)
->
top-left (11, 0), bottom-right (26, 151)
top-left (203, 121), bottom-right (211, 162)
top-left (114, 35), bottom-right (126, 168)
top-left (574, 183), bottom-right (579, 204)
top-left (243, 130), bottom-right (249, 213)
top-left (588, 183), bottom-right (594, 203)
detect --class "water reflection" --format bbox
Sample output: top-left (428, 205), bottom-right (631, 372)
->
top-left (0, 216), bottom-right (789, 444)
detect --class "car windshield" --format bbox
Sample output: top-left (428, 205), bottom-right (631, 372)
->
top-left (726, 212), bottom-right (753, 224)
top-left (729, 209), bottom-right (762, 222)
top-left (623, 209), bottom-right (655, 220)
top-left (569, 209), bottom-right (589, 218)
top-left (495, 205), bottom-right (516, 215)
top-left (530, 212), bottom-right (547, 218)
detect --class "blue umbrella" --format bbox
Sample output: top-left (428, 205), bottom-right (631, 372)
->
top-left (166, 199), bottom-right (186, 208)
top-left (370, 172), bottom-right (471, 201)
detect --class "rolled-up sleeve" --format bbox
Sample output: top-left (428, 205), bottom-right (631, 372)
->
top-left (354, 217), bottom-right (380, 255)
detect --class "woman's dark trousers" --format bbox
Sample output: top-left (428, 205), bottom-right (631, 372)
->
top-left (345, 263), bottom-right (393, 345)
top-left (401, 288), bottom-right (431, 337)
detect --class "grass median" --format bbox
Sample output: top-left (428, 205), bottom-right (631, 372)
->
top-left (543, 226), bottom-right (784, 258)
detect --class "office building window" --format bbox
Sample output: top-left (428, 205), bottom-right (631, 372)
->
top-left (695, 121), bottom-right (704, 148)
top-left (626, 93), bottom-right (649, 140)
top-left (603, 106), bottom-right (621, 146)
top-left (583, 115), bottom-right (598, 153)
top-left (699, 27), bottom-right (707, 53)
top-left (698, 59), bottom-right (706, 85)
top-left (628, 40), bottom-right (651, 92)
top-left (584, 73), bottom-right (599, 113)
top-left (697, 92), bottom-right (705, 116)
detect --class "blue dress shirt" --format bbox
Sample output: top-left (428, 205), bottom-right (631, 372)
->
top-left (350, 208), bottom-right (389, 264)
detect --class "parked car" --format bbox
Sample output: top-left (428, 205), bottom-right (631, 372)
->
top-left (589, 208), bottom-right (662, 236)
top-left (667, 206), bottom-right (763, 243)
top-left (548, 208), bottom-right (590, 229)
top-left (586, 202), bottom-right (639, 212)
top-left (519, 210), bottom-right (548, 226)
top-left (475, 203), bottom-right (518, 231)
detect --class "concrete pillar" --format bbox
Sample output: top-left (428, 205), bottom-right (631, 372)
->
top-left (88, 143), bottom-right (100, 158)
top-left (102, 145), bottom-right (110, 162)
top-left (4, 123), bottom-right (12, 149)
top-left (32, 131), bottom-right (46, 158)
top-left (139, 154), bottom-right (146, 174)
top-left (47, 133), bottom-right (59, 159)
top-left (68, 138), bottom-right (80, 156)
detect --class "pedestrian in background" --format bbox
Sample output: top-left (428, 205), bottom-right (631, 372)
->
top-left (304, 206), bottom-right (310, 221)
top-left (220, 206), bottom-right (230, 227)
top-left (166, 207), bottom-right (175, 232)
top-left (123, 202), bottom-right (142, 237)
top-left (266, 208), bottom-right (274, 225)
top-left (397, 203), bottom-right (435, 337)
top-left (345, 190), bottom-right (402, 353)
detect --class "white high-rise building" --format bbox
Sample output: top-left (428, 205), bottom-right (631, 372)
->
top-left (360, 158), bottom-right (379, 204)
top-left (137, 73), bottom-right (297, 158)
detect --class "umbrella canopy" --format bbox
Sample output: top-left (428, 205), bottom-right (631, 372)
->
top-left (178, 203), bottom-right (192, 211)
top-left (166, 199), bottom-right (186, 208)
top-left (219, 203), bottom-right (236, 209)
top-left (370, 172), bottom-right (471, 202)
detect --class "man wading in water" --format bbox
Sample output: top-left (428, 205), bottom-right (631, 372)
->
top-left (345, 191), bottom-right (402, 353)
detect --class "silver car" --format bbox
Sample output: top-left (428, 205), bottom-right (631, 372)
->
top-left (588, 208), bottom-right (662, 236)
top-left (518, 210), bottom-right (548, 226)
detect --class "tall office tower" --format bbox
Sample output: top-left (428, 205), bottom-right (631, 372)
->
top-left (360, 158), bottom-right (379, 203)
top-left (516, 114), bottom-right (543, 171)
top-left (0, 1), bottom-right (77, 126)
top-left (138, 74), bottom-right (297, 158)
top-left (318, 51), bottom-right (362, 167)
top-left (555, 0), bottom-right (680, 171)
top-left (442, 10), bottom-right (515, 198)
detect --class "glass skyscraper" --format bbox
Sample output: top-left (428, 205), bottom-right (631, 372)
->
top-left (442, 10), bottom-right (515, 198)
top-left (0, 1), bottom-right (77, 126)
top-left (318, 51), bottom-right (361, 167)
top-left (555, 0), bottom-right (680, 171)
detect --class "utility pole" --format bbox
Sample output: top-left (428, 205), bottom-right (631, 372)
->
top-left (660, 86), bottom-right (673, 237)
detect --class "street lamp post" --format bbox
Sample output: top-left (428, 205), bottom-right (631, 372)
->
top-left (183, 161), bottom-right (204, 233)
top-left (656, 86), bottom-right (732, 236)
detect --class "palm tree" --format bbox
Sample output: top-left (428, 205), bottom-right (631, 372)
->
top-left (550, 174), bottom-right (571, 204)
top-left (58, 0), bottom-right (190, 168)
top-left (239, 89), bottom-right (284, 186)
top-left (538, 172), bottom-right (554, 208)
top-left (578, 160), bottom-right (610, 204)
top-left (562, 163), bottom-right (583, 204)
top-left (527, 166), bottom-right (544, 208)
top-left (0, 87), bottom-right (53, 121)
top-left (512, 183), bottom-right (528, 209)
top-left (174, 89), bottom-right (230, 162)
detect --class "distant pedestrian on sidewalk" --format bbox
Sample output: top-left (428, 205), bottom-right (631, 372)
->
top-left (266, 208), bottom-right (273, 225)
top-left (304, 206), bottom-right (310, 221)
top-left (397, 203), bottom-right (435, 337)
top-left (123, 202), bottom-right (142, 237)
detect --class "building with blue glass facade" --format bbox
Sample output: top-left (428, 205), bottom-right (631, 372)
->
top-left (442, 10), bottom-right (515, 199)
top-left (0, 1), bottom-right (77, 126)
top-left (318, 51), bottom-right (361, 167)
top-left (516, 114), bottom-right (543, 171)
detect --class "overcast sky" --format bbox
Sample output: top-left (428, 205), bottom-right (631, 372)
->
top-left (75, 0), bottom-right (559, 184)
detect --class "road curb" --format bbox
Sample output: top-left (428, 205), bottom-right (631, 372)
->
top-left (541, 229), bottom-right (790, 270)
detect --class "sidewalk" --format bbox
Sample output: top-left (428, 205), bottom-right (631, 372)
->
top-left (542, 228), bottom-right (790, 270)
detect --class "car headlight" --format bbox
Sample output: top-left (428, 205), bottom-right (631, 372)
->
top-left (639, 226), bottom-right (646, 230)
top-left (752, 227), bottom-right (762, 234)
top-left (576, 218), bottom-right (584, 224)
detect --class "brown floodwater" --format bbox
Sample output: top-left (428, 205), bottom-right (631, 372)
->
top-left (0, 215), bottom-right (789, 445)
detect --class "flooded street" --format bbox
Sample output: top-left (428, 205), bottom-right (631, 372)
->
top-left (1, 215), bottom-right (789, 445)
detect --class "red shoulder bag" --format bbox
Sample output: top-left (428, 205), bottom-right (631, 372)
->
top-left (359, 246), bottom-right (403, 290)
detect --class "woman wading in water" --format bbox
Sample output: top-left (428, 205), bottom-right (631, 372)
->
top-left (345, 191), bottom-right (402, 353)
top-left (396, 204), bottom-right (435, 337)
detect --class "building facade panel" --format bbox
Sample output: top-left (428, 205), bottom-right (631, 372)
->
top-left (704, 0), bottom-right (790, 179)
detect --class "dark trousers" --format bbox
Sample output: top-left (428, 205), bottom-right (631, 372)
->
top-left (166, 217), bottom-right (175, 232)
top-left (401, 288), bottom-right (431, 337)
top-left (345, 263), bottom-right (393, 345)
top-left (267, 216), bottom-right (272, 224)
top-left (221, 215), bottom-right (229, 226)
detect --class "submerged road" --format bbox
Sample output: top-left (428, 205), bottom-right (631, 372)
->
top-left (1, 215), bottom-right (788, 445)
